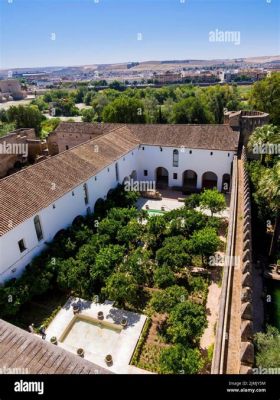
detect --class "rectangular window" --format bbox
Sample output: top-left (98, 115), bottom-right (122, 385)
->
top-left (34, 215), bottom-right (43, 241)
top-left (18, 239), bottom-right (26, 253)
top-left (83, 183), bottom-right (89, 205)
top-left (173, 150), bottom-right (179, 167)
top-left (115, 163), bottom-right (119, 181)
top-left (144, 170), bottom-right (148, 177)
top-left (173, 173), bottom-right (178, 180)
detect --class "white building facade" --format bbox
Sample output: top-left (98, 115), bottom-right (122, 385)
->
top-left (0, 123), bottom-right (239, 283)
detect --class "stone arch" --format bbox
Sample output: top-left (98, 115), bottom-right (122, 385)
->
top-left (155, 167), bottom-right (169, 189)
top-left (53, 229), bottom-right (67, 241)
top-left (202, 171), bottom-right (218, 190)
top-left (182, 170), bottom-right (197, 192)
top-left (93, 197), bottom-right (106, 215)
top-left (222, 173), bottom-right (231, 193)
top-left (130, 170), bottom-right (137, 181)
top-left (72, 215), bottom-right (84, 226)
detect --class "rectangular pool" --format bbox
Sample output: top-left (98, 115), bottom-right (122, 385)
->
top-left (60, 315), bottom-right (122, 357)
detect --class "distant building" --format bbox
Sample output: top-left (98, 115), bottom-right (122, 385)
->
top-left (0, 79), bottom-right (26, 102)
top-left (0, 128), bottom-right (45, 178)
top-left (224, 69), bottom-right (267, 83)
top-left (153, 71), bottom-right (182, 84)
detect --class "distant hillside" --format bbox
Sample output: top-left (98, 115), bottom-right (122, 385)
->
top-left (1, 55), bottom-right (279, 77)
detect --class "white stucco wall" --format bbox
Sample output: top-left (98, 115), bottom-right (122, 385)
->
top-left (0, 144), bottom-right (235, 283)
top-left (137, 145), bottom-right (234, 191)
top-left (0, 148), bottom-right (139, 283)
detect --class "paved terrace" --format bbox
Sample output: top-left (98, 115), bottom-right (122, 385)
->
top-left (46, 298), bottom-right (148, 374)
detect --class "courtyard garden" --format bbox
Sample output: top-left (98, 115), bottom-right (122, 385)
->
top-left (0, 184), bottom-right (227, 373)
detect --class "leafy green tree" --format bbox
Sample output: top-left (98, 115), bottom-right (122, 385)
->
top-left (81, 108), bottom-right (98, 122)
top-left (184, 194), bottom-right (201, 210)
top-left (0, 122), bottom-right (16, 138)
top-left (75, 87), bottom-right (86, 103)
top-left (7, 105), bottom-right (43, 136)
top-left (258, 161), bottom-right (280, 257)
top-left (189, 227), bottom-right (221, 265)
top-left (41, 118), bottom-right (61, 138)
top-left (249, 72), bottom-right (280, 125)
top-left (91, 94), bottom-right (109, 119)
top-left (154, 265), bottom-right (176, 289)
top-left (247, 125), bottom-right (280, 165)
top-left (149, 285), bottom-right (188, 314)
top-left (57, 258), bottom-right (89, 294)
top-left (90, 244), bottom-right (125, 284)
top-left (166, 301), bottom-right (207, 345)
top-left (109, 80), bottom-right (126, 91)
top-left (199, 188), bottom-right (226, 216)
top-left (143, 96), bottom-right (160, 123)
top-left (102, 97), bottom-right (145, 123)
top-left (97, 218), bottom-right (123, 241)
top-left (54, 98), bottom-right (80, 117)
top-left (102, 272), bottom-right (138, 307)
top-left (156, 236), bottom-right (191, 270)
top-left (171, 97), bottom-right (211, 124)
top-left (254, 326), bottom-right (280, 368)
top-left (159, 344), bottom-right (203, 374)
top-left (163, 208), bottom-right (209, 237)
top-left (121, 248), bottom-right (153, 285)
top-left (117, 219), bottom-right (143, 248)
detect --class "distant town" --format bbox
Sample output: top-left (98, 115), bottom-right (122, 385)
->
top-left (0, 55), bottom-right (280, 101)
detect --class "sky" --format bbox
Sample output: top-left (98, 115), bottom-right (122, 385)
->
top-left (0, 0), bottom-right (279, 69)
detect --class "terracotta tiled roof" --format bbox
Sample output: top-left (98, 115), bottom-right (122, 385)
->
top-left (54, 122), bottom-right (124, 135)
top-left (127, 124), bottom-right (239, 151)
top-left (0, 319), bottom-right (112, 374)
top-left (0, 122), bottom-right (238, 236)
top-left (0, 126), bottom-right (139, 236)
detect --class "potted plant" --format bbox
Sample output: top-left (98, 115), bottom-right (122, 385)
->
top-left (121, 318), bottom-right (127, 328)
top-left (50, 336), bottom-right (57, 345)
top-left (73, 305), bottom-right (80, 314)
top-left (97, 311), bottom-right (104, 320)
top-left (105, 354), bottom-right (113, 366)
top-left (77, 348), bottom-right (84, 357)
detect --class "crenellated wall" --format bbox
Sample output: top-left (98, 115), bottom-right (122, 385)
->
top-left (239, 147), bottom-right (254, 374)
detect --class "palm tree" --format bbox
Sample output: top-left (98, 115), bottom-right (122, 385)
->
top-left (258, 161), bottom-right (280, 257)
top-left (248, 124), bottom-right (280, 165)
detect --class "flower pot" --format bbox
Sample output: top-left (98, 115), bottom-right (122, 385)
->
top-left (121, 318), bottom-right (127, 328)
top-left (77, 348), bottom-right (84, 357)
top-left (73, 305), bottom-right (80, 314)
top-left (50, 336), bottom-right (57, 345)
top-left (105, 354), bottom-right (113, 366)
top-left (97, 311), bottom-right (104, 320)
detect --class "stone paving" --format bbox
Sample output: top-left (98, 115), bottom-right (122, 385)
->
top-left (226, 158), bottom-right (243, 374)
top-left (46, 297), bottom-right (148, 374)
